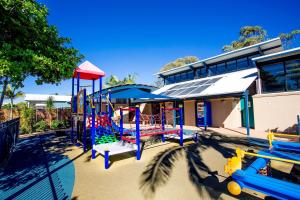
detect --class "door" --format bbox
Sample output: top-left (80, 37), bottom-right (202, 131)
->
top-left (240, 96), bottom-right (255, 128)
top-left (196, 101), bottom-right (212, 127)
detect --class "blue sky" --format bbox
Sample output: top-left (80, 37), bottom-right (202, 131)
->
top-left (17, 0), bottom-right (300, 101)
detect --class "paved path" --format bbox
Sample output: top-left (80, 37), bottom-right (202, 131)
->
top-left (0, 133), bottom-right (75, 200)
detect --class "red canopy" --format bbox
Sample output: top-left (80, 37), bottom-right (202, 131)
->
top-left (73, 61), bottom-right (105, 80)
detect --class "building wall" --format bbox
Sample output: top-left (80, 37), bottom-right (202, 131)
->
top-left (253, 91), bottom-right (300, 133)
top-left (184, 100), bottom-right (196, 126)
top-left (210, 98), bottom-right (241, 128)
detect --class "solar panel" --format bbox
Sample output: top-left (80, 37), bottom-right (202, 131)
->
top-left (168, 88), bottom-right (187, 96)
top-left (205, 77), bottom-right (222, 84)
top-left (176, 87), bottom-right (198, 96)
top-left (189, 84), bottom-right (210, 94)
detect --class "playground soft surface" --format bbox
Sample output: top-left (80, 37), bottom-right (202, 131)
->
top-left (1, 130), bottom-right (299, 200)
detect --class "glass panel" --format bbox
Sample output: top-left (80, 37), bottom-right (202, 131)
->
top-left (189, 84), bottom-right (211, 94)
top-left (226, 60), bottom-right (237, 72)
top-left (187, 71), bottom-right (194, 80)
top-left (181, 72), bottom-right (187, 81)
top-left (208, 65), bottom-right (217, 76)
top-left (217, 63), bottom-right (226, 74)
top-left (237, 57), bottom-right (249, 70)
top-left (285, 59), bottom-right (300, 91)
top-left (175, 74), bottom-right (181, 83)
top-left (260, 62), bottom-right (286, 93)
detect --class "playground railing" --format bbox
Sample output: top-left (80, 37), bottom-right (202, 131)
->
top-left (0, 118), bottom-right (20, 167)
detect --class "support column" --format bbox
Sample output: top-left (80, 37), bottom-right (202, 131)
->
top-left (244, 90), bottom-right (250, 136)
top-left (136, 106), bottom-right (141, 160)
top-left (204, 101), bottom-right (207, 131)
top-left (91, 107), bottom-right (96, 159)
top-left (92, 79), bottom-right (95, 104)
top-left (77, 72), bottom-right (80, 94)
top-left (99, 77), bottom-right (102, 113)
top-left (120, 108), bottom-right (123, 138)
top-left (297, 115), bottom-right (300, 135)
top-left (83, 89), bottom-right (87, 152)
top-left (71, 77), bottom-right (74, 143)
top-left (179, 105), bottom-right (183, 146)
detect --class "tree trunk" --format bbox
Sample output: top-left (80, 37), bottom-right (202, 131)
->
top-left (10, 99), bottom-right (13, 119)
top-left (0, 77), bottom-right (8, 109)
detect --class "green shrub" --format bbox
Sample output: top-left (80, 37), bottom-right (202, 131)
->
top-left (20, 106), bottom-right (35, 134)
top-left (51, 120), bottom-right (64, 130)
top-left (34, 120), bottom-right (48, 132)
top-left (62, 119), bottom-right (70, 128)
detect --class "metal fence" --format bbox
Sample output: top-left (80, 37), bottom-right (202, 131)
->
top-left (0, 118), bottom-right (20, 167)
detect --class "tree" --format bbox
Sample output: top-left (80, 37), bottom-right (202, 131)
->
top-left (46, 96), bottom-right (55, 127)
top-left (222, 25), bottom-right (300, 52)
top-left (160, 56), bottom-right (199, 72)
top-left (0, 0), bottom-right (83, 109)
top-left (4, 84), bottom-right (24, 119)
top-left (279, 29), bottom-right (300, 49)
top-left (222, 26), bottom-right (267, 52)
top-left (105, 74), bottom-right (138, 87)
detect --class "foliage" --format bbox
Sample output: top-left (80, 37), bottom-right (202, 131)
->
top-left (50, 119), bottom-right (63, 129)
top-left (45, 96), bottom-right (55, 126)
top-left (279, 29), bottom-right (300, 48)
top-left (222, 26), bottom-right (266, 52)
top-left (4, 84), bottom-right (24, 119)
top-left (0, 0), bottom-right (83, 108)
top-left (105, 73), bottom-right (138, 87)
top-left (20, 106), bottom-right (34, 134)
top-left (222, 25), bottom-right (300, 52)
top-left (34, 120), bottom-right (48, 132)
top-left (160, 56), bottom-right (199, 72)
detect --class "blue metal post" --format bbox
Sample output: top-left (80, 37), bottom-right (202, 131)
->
top-left (179, 106), bottom-right (183, 146)
top-left (120, 109), bottom-right (123, 138)
top-left (297, 115), bottom-right (300, 135)
top-left (99, 77), bottom-right (102, 113)
top-left (91, 107), bottom-right (96, 159)
top-left (71, 77), bottom-right (74, 143)
top-left (77, 72), bottom-right (80, 94)
top-left (136, 106), bottom-right (141, 160)
top-left (244, 90), bottom-right (250, 136)
top-left (204, 101), bottom-right (207, 131)
top-left (161, 108), bottom-right (165, 130)
top-left (92, 79), bottom-right (95, 103)
top-left (83, 89), bottom-right (87, 152)
top-left (107, 92), bottom-right (112, 123)
top-left (104, 150), bottom-right (109, 169)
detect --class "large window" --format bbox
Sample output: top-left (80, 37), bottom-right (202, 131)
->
top-left (285, 59), bottom-right (300, 91)
top-left (261, 63), bottom-right (285, 92)
top-left (237, 57), bottom-right (249, 70)
top-left (217, 63), bottom-right (226, 74)
top-left (226, 60), bottom-right (237, 72)
top-left (208, 65), bottom-right (217, 76)
top-left (196, 67), bottom-right (207, 78)
top-left (260, 58), bottom-right (300, 93)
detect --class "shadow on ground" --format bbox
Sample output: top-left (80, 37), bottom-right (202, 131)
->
top-left (0, 132), bottom-right (83, 200)
top-left (139, 131), bottom-right (265, 200)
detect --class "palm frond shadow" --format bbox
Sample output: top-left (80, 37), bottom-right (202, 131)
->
top-left (139, 145), bottom-right (184, 199)
top-left (139, 131), bottom-right (264, 199)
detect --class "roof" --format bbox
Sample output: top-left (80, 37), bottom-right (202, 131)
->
top-left (24, 94), bottom-right (71, 102)
top-left (153, 68), bottom-right (257, 99)
top-left (73, 61), bottom-right (105, 80)
top-left (252, 47), bottom-right (300, 63)
top-left (110, 88), bottom-right (170, 99)
top-left (155, 38), bottom-right (282, 76)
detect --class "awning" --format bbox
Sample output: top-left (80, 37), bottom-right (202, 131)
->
top-left (73, 61), bottom-right (105, 80)
top-left (153, 68), bottom-right (258, 99)
top-left (110, 88), bottom-right (170, 99)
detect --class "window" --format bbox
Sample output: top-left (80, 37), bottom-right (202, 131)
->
top-left (285, 59), bottom-right (300, 91)
top-left (175, 74), bottom-right (181, 83)
top-left (208, 65), bottom-right (217, 76)
top-left (196, 67), bottom-right (207, 78)
top-left (226, 60), bottom-right (236, 72)
top-left (260, 62), bottom-right (286, 93)
top-left (217, 63), bottom-right (226, 74)
top-left (165, 75), bottom-right (174, 85)
top-left (237, 57), bottom-right (249, 70)
top-left (187, 70), bottom-right (194, 80)
top-left (180, 72), bottom-right (187, 81)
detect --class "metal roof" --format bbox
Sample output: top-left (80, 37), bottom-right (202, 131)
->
top-left (252, 46), bottom-right (300, 63)
top-left (24, 94), bottom-right (71, 102)
top-left (153, 68), bottom-right (257, 99)
top-left (155, 38), bottom-right (282, 76)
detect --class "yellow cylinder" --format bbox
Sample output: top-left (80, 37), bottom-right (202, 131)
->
top-left (227, 181), bottom-right (241, 196)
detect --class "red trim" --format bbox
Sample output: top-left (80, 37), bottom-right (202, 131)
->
top-left (164, 108), bottom-right (180, 111)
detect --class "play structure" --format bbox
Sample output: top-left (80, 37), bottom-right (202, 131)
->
top-left (71, 61), bottom-right (198, 169)
top-left (267, 131), bottom-right (300, 153)
top-left (225, 146), bottom-right (300, 199)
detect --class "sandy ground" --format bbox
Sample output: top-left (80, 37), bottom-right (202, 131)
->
top-left (65, 132), bottom-right (274, 200)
